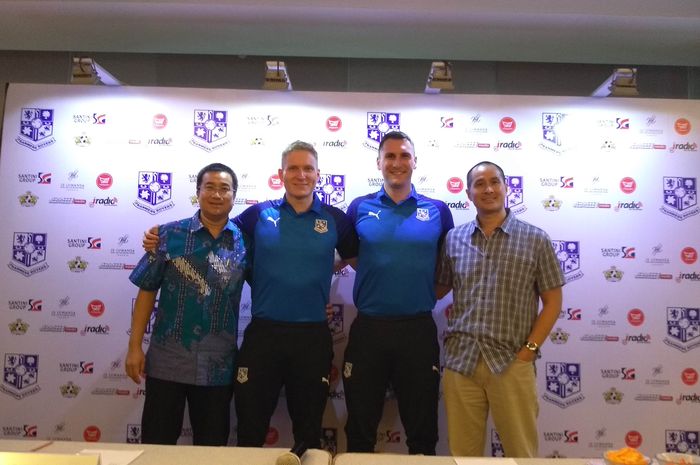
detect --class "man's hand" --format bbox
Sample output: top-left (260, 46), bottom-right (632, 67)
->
top-left (515, 346), bottom-right (537, 363)
top-left (125, 346), bottom-right (146, 384)
top-left (142, 225), bottom-right (160, 253)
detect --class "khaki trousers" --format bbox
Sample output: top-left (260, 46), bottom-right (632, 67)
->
top-left (443, 356), bottom-right (539, 457)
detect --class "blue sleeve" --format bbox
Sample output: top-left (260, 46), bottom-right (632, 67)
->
top-left (233, 203), bottom-right (262, 239)
top-left (129, 252), bottom-right (166, 291)
top-left (430, 198), bottom-right (455, 250)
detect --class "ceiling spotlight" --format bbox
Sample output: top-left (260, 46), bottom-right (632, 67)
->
top-left (425, 61), bottom-right (454, 94)
top-left (70, 56), bottom-right (122, 85)
top-left (263, 60), bottom-right (292, 90)
top-left (592, 67), bottom-right (638, 97)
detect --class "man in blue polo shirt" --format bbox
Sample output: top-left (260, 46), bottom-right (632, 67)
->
top-left (342, 131), bottom-right (454, 455)
top-left (127, 162), bottom-right (247, 446)
top-left (233, 141), bottom-right (358, 451)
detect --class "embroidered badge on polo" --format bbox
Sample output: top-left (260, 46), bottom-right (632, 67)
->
top-left (314, 219), bottom-right (328, 233)
top-left (416, 208), bottom-right (430, 221)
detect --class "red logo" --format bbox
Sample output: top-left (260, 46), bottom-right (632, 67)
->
top-left (627, 308), bottom-right (644, 327)
top-left (499, 117), bottom-right (516, 134)
top-left (96, 173), bottom-right (113, 190)
top-left (619, 177), bottom-right (636, 194)
top-left (682, 368), bottom-right (698, 386)
top-left (446, 177), bottom-right (464, 194)
top-left (326, 116), bottom-right (342, 132)
top-left (681, 247), bottom-right (698, 265)
top-left (87, 299), bottom-right (105, 317)
top-left (674, 118), bottom-right (691, 135)
top-left (153, 114), bottom-right (168, 129)
top-left (268, 174), bottom-right (283, 190)
top-left (265, 427), bottom-right (279, 445)
top-left (330, 364), bottom-right (339, 383)
top-left (83, 425), bottom-right (101, 442)
top-left (625, 431), bottom-right (642, 448)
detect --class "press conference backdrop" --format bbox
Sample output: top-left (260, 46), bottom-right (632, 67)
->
top-left (0, 83), bottom-right (698, 458)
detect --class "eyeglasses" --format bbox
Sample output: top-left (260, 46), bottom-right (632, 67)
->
top-left (201, 185), bottom-right (235, 196)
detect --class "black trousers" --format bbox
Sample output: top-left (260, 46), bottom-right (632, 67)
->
top-left (141, 376), bottom-right (233, 445)
top-left (343, 312), bottom-right (440, 455)
top-left (234, 318), bottom-right (333, 449)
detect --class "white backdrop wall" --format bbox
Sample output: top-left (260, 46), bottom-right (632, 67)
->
top-left (1, 83), bottom-right (698, 458)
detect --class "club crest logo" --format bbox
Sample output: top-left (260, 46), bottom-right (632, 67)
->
top-left (539, 112), bottom-right (572, 155)
top-left (133, 171), bottom-right (174, 215)
top-left (660, 176), bottom-right (699, 221)
top-left (542, 195), bottom-right (562, 211)
top-left (126, 424), bottom-right (141, 444)
top-left (491, 429), bottom-right (505, 457)
top-left (16, 108), bottom-right (56, 151)
top-left (236, 367), bottom-right (248, 384)
top-left (343, 362), bottom-right (353, 379)
top-left (664, 307), bottom-right (700, 352)
top-left (314, 174), bottom-right (346, 209)
top-left (665, 430), bottom-right (699, 455)
top-left (542, 362), bottom-right (585, 408)
top-left (416, 208), bottom-right (430, 222)
top-left (329, 304), bottom-right (345, 344)
top-left (1, 353), bottom-right (40, 399)
top-left (190, 109), bottom-right (229, 152)
top-left (314, 219), bottom-right (329, 234)
top-left (365, 112), bottom-right (400, 149)
top-left (505, 175), bottom-right (527, 214)
top-left (8, 232), bottom-right (49, 277)
top-left (603, 266), bottom-right (624, 282)
top-left (549, 328), bottom-right (570, 344)
top-left (552, 240), bottom-right (583, 282)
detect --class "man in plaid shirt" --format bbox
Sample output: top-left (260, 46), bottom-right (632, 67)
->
top-left (436, 161), bottom-right (565, 458)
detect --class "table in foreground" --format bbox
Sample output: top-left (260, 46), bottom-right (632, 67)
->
top-left (333, 453), bottom-right (594, 465)
top-left (2, 440), bottom-right (331, 465)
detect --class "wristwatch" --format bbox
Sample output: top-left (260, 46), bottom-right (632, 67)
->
top-left (524, 341), bottom-right (540, 354)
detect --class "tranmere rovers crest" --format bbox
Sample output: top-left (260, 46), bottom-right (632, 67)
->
top-left (190, 109), bottom-right (229, 152)
top-left (2, 353), bottom-right (40, 399)
top-left (506, 175), bottom-right (526, 214)
top-left (16, 108), bottom-right (56, 151)
top-left (660, 176), bottom-right (699, 221)
top-left (8, 232), bottom-right (49, 277)
top-left (315, 174), bottom-right (346, 208)
top-left (542, 362), bottom-right (585, 408)
top-left (366, 112), bottom-right (400, 145)
top-left (665, 429), bottom-right (699, 455)
top-left (133, 171), bottom-right (174, 215)
top-left (552, 240), bottom-right (583, 282)
top-left (664, 307), bottom-right (700, 352)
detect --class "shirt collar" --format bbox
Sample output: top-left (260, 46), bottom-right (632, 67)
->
top-left (280, 194), bottom-right (323, 215)
top-left (377, 184), bottom-right (418, 204)
top-left (190, 210), bottom-right (235, 233)
top-left (473, 208), bottom-right (514, 236)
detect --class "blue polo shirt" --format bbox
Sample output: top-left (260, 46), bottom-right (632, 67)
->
top-left (234, 195), bottom-right (358, 322)
top-left (348, 185), bottom-right (454, 317)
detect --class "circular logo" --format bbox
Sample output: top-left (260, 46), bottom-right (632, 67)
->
top-left (87, 299), bottom-right (105, 317)
top-left (674, 118), bottom-right (691, 135)
top-left (153, 114), bottom-right (168, 129)
top-left (330, 364), bottom-right (339, 383)
top-left (499, 117), bottom-right (516, 134)
top-left (619, 177), bottom-right (636, 194)
top-left (83, 425), bottom-right (101, 442)
top-left (681, 247), bottom-right (698, 265)
top-left (446, 177), bottom-right (464, 194)
top-left (96, 173), bottom-right (113, 190)
top-left (682, 368), bottom-right (698, 386)
top-left (268, 174), bottom-right (283, 190)
top-left (265, 427), bottom-right (279, 445)
top-left (625, 430), bottom-right (642, 448)
top-left (326, 116), bottom-right (342, 132)
top-left (627, 308), bottom-right (644, 327)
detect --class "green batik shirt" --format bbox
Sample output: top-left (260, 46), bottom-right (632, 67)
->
top-left (129, 211), bottom-right (248, 386)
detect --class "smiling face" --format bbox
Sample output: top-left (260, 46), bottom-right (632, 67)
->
top-left (279, 149), bottom-right (319, 202)
top-left (466, 163), bottom-right (507, 217)
top-left (197, 171), bottom-right (235, 222)
top-left (377, 137), bottom-right (416, 191)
